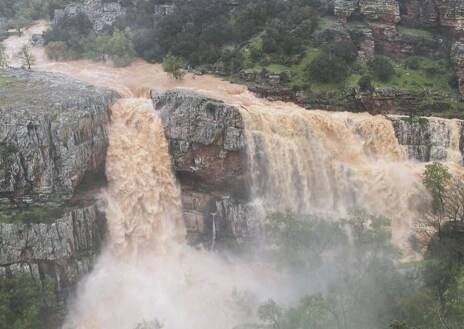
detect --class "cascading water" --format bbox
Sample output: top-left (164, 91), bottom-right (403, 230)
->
top-left (238, 102), bottom-right (464, 250)
top-left (64, 98), bottom-right (282, 329)
top-left (103, 98), bottom-right (185, 258)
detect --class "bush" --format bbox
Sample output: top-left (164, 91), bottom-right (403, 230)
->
top-left (307, 54), bottom-right (349, 83)
top-left (326, 40), bottom-right (358, 64)
top-left (162, 53), bottom-right (186, 80)
top-left (367, 56), bottom-right (395, 82)
top-left (45, 41), bottom-right (70, 60)
top-left (358, 75), bottom-right (372, 91)
top-left (0, 274), bottom-right (56, 329)
top-left (448, 73), bottom-right (459, 89)
top-left (405, 56), bottom-right (420, 70)
top-left (106, 28), bottom-right (136, 67)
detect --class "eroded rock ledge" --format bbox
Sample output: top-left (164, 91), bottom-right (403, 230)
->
top-left (0, 69), bottom-right (117, 203)
top-left (0, 68), bottom-right (116, 324)
top-left (152, 89), bottom-right (464, 247)
top-left (152, 90), bottom-right (250, 246)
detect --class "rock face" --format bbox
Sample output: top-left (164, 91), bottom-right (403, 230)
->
top-left (152, 90), bottom-right (250, 245)
top-left (0, 69), bottom-right (116, 203)
top-left (389, 116), bottom-right (464, 162)
top-left (0, 69), bottom-right (116, 325)
top-left (0, 201), bottom-right (106, 324)
top-left (452, 41), bottom-right (464, 95)
top-left (53, 0), bottom-right (125, 32)
top-left (0, 202), bottom-right (106, 285)
top-left (332, 0), bottom-right (462, 76)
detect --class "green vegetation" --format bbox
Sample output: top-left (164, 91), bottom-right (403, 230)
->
top-left (398, 26), bottom-right (435, 41)
top-left (3, 0), bottom-right (458, 114)
top-left (43, 13), bottom-right (136, 67)
top-left (367, 56), bottom-right (395, 82)
top-left (246, 197), bottom-right (464, 329)
top-left (0, 77), bottom-right (9, 86)
top-left (0, 274), bottom-right (56, 329)
top-left (0, 43), bottom-right (7, 68)
top-left (0, 205), bottom-right (65, 224)
top-left (15, 44), bottom-right (36, 69)
top-left (162, 53), bottom-right (186, 80)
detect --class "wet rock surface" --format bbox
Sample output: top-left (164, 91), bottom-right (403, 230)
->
top-left (153, 90), bottom-right (250, 245)
top-left (0, 68), bottom-right (117, 203)
top-left (0, 69), bottom-right (115, 325)
top-left (53, 0), bottom-right (125, 32)
top-left (389, 116), bottom-right (464, 163)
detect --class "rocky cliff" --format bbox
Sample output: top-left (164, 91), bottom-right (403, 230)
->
top-left (153, 90), bottom-right (464, 248)
top-left (0, 69), bottom-right (116, 203)
top-left (152, 90), bottom-right (250, 246)
top-left (0, 68), bottom-right (116, 323)
top-left (53, 0), bottom-right (125, 32)
top-left (390, 116), bottom-right (464, 162)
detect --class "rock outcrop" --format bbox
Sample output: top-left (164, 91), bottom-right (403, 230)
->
top-left (152, 90), bottom-right (250, 245)
top-left (452, 41), bottom-right (464, 95)
top-left (53, 0), bottom-right (125, 32)
top-left (389, 116), bottom-right (464, 162)
top-left (0, 202), bottom-right (106, 286)
top-left (0, 68), bottom-right (116, 325)
top-left (0, 69), bottom-right (116, 203)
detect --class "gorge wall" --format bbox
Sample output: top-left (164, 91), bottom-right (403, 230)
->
top-left (2, 68), bottom-right (464, 326)
top-left (0, 68), bottom-right (117, 321)
top-left (153, 89), bottom-right (464, 250)
top-left (152, 90), bottom-right (250, 247)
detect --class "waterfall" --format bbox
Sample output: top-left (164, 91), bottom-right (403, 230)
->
top-left (64, 98), bottom-right (279, 329)
top-left (239, 103), bottom-right (464, 249)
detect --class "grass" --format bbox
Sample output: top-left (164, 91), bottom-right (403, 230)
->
top-left (398, 26), bottom-right (436, 40)
top-left (0, 77), bottom-right (9, 86)
top-left (370, 56), bottom-right (454, 92)
top-left (0, 205), bottom-right (65, 224)
top-left (239, 30), bottom-right (456, 106)
top-left (318, 16), bottom-right (338, 30)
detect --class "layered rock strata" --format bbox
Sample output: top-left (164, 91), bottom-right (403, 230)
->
top-left (152, 90), bottom-right (250, 246)
top-left (0, 69), bottom-right (116, 203)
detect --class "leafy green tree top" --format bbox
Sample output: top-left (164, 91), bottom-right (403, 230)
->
top-left (162, 53), bottom-right (186, 80)
top-left (423, 162), bottom-right (451, 214)
top-left (367, 56), bottom-right (395, 82)
top-left (15, 44), bottom-right (36, 69)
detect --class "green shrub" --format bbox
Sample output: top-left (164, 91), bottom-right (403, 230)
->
top-left (405, 56), bottom-right (420, 70)
top-left (307, 54), bottom-right (349, 83)
top-left (367, 56), bottom-right (395, 82)
top-left (45, 41), bottom-right (70, 61)
top-left (326, 40), bottom-right (358, 64)
top-left (358, 75), bottom-right (373, 91)
top-left (162, 53), bottom-right (186, 80)
top-left (0, 274), bottom-right (56, 329)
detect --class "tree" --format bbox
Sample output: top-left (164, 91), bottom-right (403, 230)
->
top-left (0, 43), bottom-right (8, 67)
top-left (326, 41), bottom-right (358, 64)
top-left (287, 294), bottom-right (334, 329)
top-left (423, 162), bottom-right (451, 213)
top-left (162, 53), bottom-right (186, 80)
top-left (134, 319), bottom-right (163, 329)
top-left (367, 56), bottom-right (395, 82)
top-left (307, 54), bottom-right (349, 83)
top-left (258, 299), bottom-right (283, 329)
top-left (416, 162), bottom-right (452, 245)
top-left (358, 75), bottom-right (372, 91)
top-left (106, 28), bottom-right (136, 67)
top-left (0, 274), bottom-right (55, 329)
top-left (15, 44), bottom-right (36, 69)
